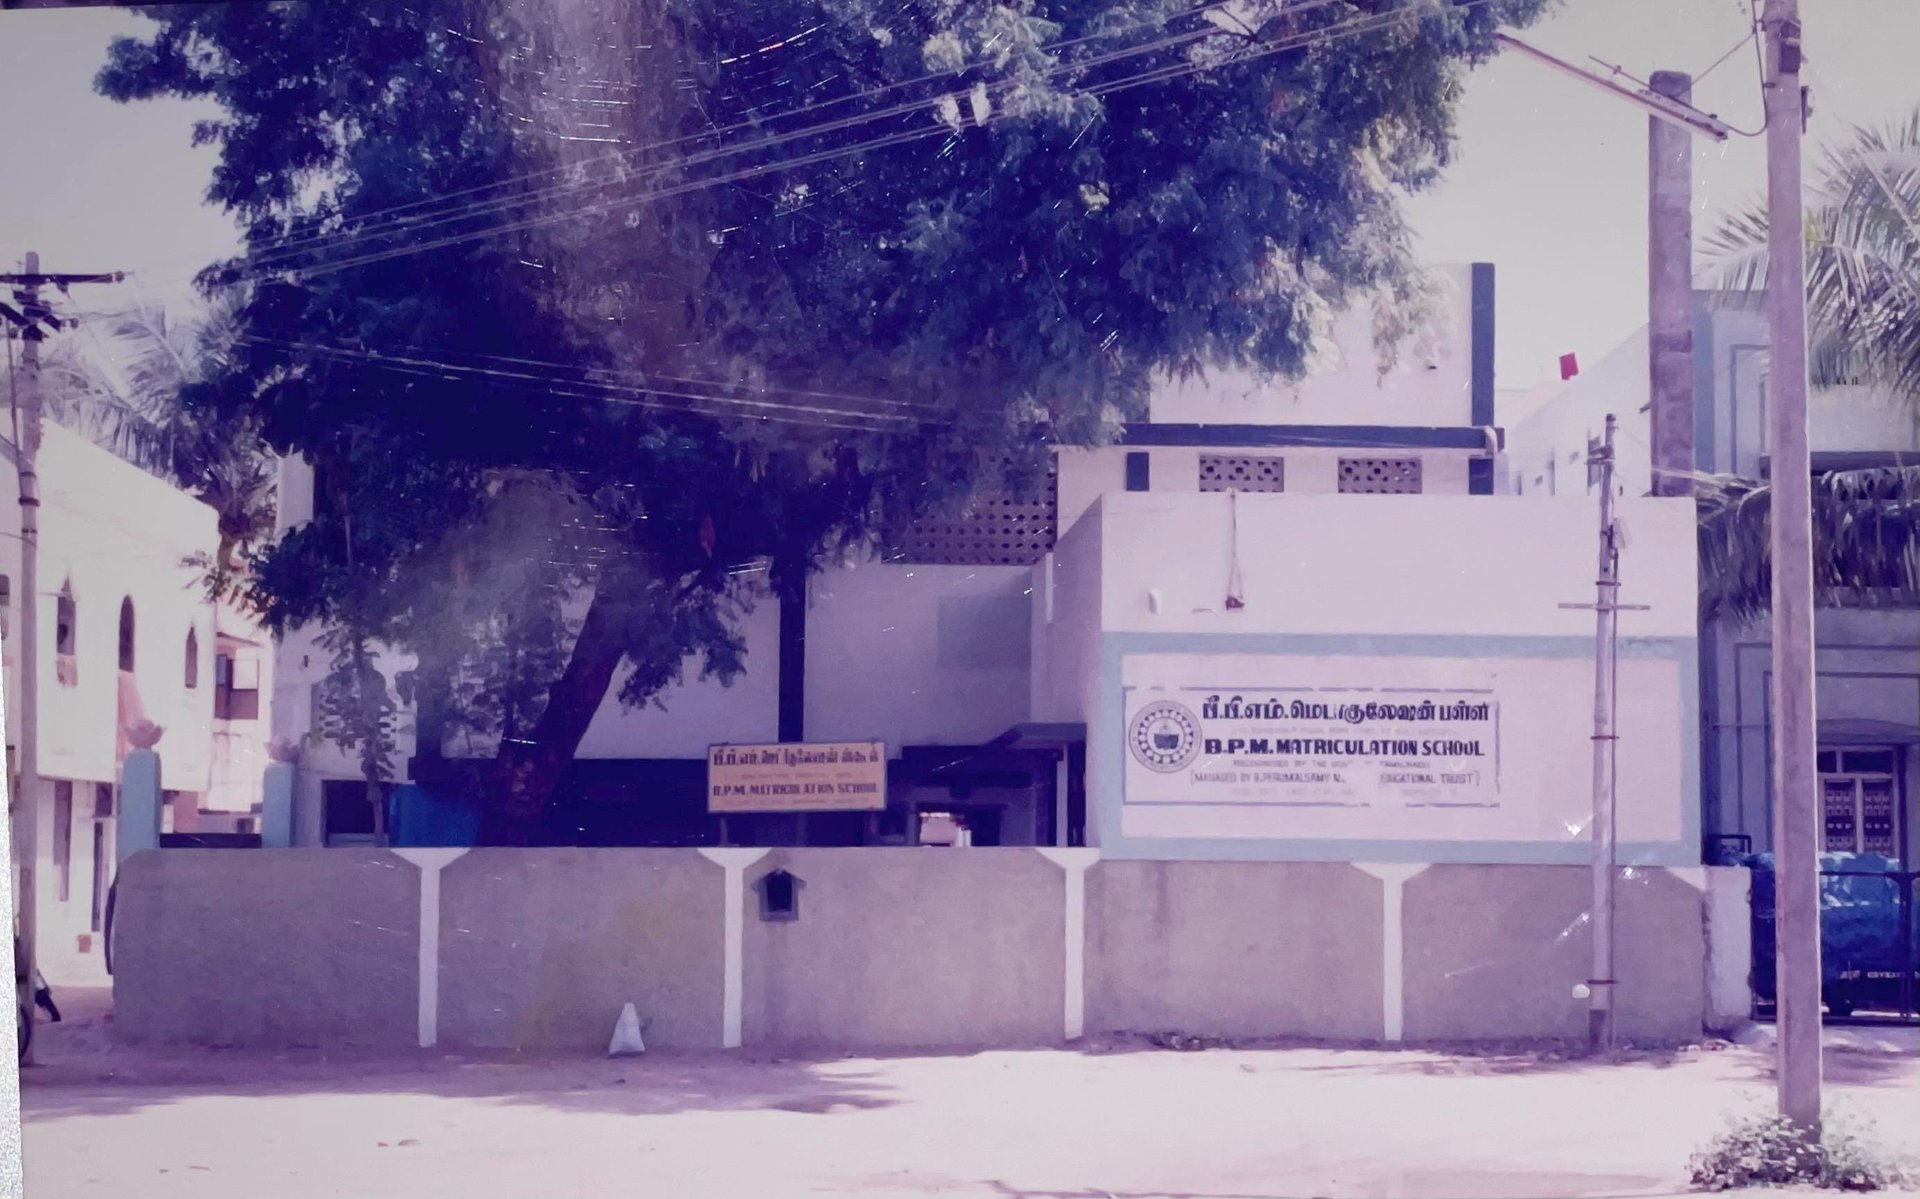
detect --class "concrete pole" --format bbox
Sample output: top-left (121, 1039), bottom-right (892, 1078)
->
top-left (1760, 0), bottom-right (1822, 1134)
top-left (10, 253), bottom-right (45, 1064)
top-left (117, 749), bottom-right (164, 863)
top-left (1587, 414), bottom-right (1621, 1053)
top-left (1648, 71), bottom-right (1696, 497)
top-left (261, 759), bottom-right (297, 849)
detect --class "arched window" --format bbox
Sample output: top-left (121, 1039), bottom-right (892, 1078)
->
top-left (184, 628), bottom-right (200, 689)
top-left (118, 597), bottom-right (136, 672)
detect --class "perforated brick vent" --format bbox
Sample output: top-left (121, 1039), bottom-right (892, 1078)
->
top-left (896, 465), bottom-right (1058, 565)
top-left (1199, 454), bottom-right (1285, 493)
top-left (1338, 457), bottom-right (1423, 494)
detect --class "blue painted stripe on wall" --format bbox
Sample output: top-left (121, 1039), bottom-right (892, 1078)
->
top-left (1096, 837), bottom-right (1701, 866)
top-left (1120, 424), bottom-right (1493, 450)
top-left (1693, 299), bottom-right (1717, 473)
top-left (1471, 263), bottom-right (1496, 428)
top-left (1091, 630), bottom-right (1701, 865)
top-left (1104, 631), bottom-right (1690, 660)
top-left (1469, 263), bottom-right (1497, 496)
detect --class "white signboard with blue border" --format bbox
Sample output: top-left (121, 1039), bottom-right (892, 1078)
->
top-left (1123, 655), bottom-right (1501, 810)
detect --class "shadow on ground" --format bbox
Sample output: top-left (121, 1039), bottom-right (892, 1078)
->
top-left (968, 1175), bottom-right (1672, 1199)
top-left (21, 993), bottom-right (903, 1121)
top-left (22, 1047), bottom-right (903, 1121)
top-left (22, 994), bottom-right (1919, 1126)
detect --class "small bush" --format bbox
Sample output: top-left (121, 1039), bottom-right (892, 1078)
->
top-left (1689, 1111), bottom-right (1914, 1192)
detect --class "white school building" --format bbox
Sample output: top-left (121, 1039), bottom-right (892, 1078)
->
top-left (108, 263), bottom-right (1740, 1053)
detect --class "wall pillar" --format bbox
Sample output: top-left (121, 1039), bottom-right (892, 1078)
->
top-left (117, 748), bottom-right (163, 864)
top-left (1038, 848), bottom-right (1099, 1042)
top-left (1700, 865), bottom-right (1753, 1032)
top-left (699, 847), bottom-right (771, 1048)
top-left (261, 761), bottom-right (296, 848)
top-left (394, 848), bottom-right (470, 1049)
top-left (295, 771), bottom-right (325, 847)
top-left (1357, 862), bottom-right (1431, 1044)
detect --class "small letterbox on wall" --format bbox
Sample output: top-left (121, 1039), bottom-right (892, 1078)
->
top-left (755, 869), bottom-right (804, 922)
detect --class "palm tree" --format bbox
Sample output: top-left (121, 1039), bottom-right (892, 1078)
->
top-left (43, 294), bottom-right (276, 603)
top-left (1697, 466), bottom-right (1919, 623)
top-left (1706, 107), bottom-right (1920, 407)
top-left (1698, 108), bottom-right (1920, 621)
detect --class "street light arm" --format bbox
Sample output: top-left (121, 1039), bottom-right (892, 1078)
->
top-left (1494, 32), bottom-right (1735, 142)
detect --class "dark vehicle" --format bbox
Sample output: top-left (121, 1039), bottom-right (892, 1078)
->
top-left (1744, 852), bottom-right (1920, 1021)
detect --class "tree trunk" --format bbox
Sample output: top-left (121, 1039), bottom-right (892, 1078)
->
top-left (367, 775), bottom-right (389, 849)
top-left (483, 580), bottom-right (631, 845)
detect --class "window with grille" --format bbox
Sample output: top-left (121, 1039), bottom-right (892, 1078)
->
top-left (895, 464), bottom-right (1058, 566)
top-left (1199, 454), bottom-right (1285, 493)
top-left (1338, 457), bottom-right (1423, 494)
top-left (1819, 747), bottom-right (1902, 856)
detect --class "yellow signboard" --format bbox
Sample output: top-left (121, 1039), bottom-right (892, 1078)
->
top-left (707, 741), bottom-right (888, 813)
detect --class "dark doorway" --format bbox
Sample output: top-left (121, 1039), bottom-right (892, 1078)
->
top-left (90, 822), bottom-right (107, 933)
top-left (965, 807), bottom-right (1003, 846)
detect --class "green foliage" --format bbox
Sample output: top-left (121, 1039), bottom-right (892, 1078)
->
top-left (41, 295), bottom-right (277, 605)
top-left (1699, 106), bottom-right (1920, 627)
top-left (98, 0), bottom-right (1546, 823)
top-left (1688, 1110), bottom-right (1914, 1192)
top-left (1696, 466), bottom-right (1919, 625)
top-left (311, 625), bottom-right (400, 844)
top-left (1705, 106), bottom-right (1920, 411)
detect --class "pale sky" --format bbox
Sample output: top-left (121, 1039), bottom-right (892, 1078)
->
top-left (3, 1), bottom-right (1917, 409)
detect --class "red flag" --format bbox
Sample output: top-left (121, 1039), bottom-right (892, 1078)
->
top-left (1559, 352), bottom-right (1580, 380)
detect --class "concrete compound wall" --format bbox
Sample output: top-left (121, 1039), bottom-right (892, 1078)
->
top-left (1087, 861), bottom-right (1385, 1041)
top-left (742, 849), bottom-right (1065, 1049)
top-left (112, 850), bottom-right (420, 1047)
top-left (438, 850), bottom-right (726, 1050)
top-left (112, 848), bottom-right (1740, 1051)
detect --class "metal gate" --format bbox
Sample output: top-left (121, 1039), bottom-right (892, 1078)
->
top-left (1742, 856), bottom-right (1920, 1024)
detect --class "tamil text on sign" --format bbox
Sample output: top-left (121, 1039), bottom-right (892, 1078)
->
top-left (708, 741), bottom-right (888, 813)
top-left (1123, 655), bottom-right (1500, 809)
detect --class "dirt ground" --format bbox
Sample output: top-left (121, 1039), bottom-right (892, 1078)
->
top-left (19, 989), bottom-right (1920, 1199)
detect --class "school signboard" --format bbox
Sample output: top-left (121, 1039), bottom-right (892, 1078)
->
top-left (1123, 655), bottom-right (1502, 810)
top-left (707, 741), bottom-right (888, 813)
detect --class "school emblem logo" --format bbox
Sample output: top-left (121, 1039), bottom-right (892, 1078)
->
top-left (1128, 700), bottom-right (1201, 773)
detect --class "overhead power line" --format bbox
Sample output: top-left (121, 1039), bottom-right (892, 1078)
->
top-left (132, 0), bottom-right (1422, 290)
top-left (213, 0), bottom-right (1479, 288)
top-left (233, 334), bottom-right (929, 433)
top-left (126, 0), bottom-right (1297, 279)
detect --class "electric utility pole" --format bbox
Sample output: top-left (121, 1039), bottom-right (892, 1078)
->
top-left (1559, 415), bottom-right (1646, 1053)
top-left (1585, 416), bottom-right (1622, 1052)
top-left (1759, 0), bottom-right (1822, 1134)
top-left (1499, 35), bottom-right (1725, 1055)
top-left (2, 252), bottom-right (124, 1065)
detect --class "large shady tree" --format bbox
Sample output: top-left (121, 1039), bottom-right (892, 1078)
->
top-left (100, 0), bottom-right (1546, 842)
